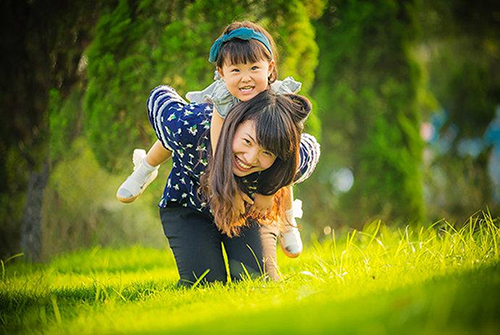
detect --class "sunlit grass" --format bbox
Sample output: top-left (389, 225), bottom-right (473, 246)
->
top-left (1, 213), bottom-right (499, 334)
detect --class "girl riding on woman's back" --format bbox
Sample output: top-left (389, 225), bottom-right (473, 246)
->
top-left (117, 21), bottom-right (307, 257)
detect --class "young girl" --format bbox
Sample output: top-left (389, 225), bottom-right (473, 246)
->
top-left (117, 21), bottom-right (305, 257)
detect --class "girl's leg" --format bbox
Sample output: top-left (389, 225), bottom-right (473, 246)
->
top-left (116, 141), bottom-right (172, 203)
top-left (146, 140), bottom-right (171, 166)
top-left (160, 205), bottom-right (227, 286)
top-left (280, 186), bottom-right (303, 258)
top-left (222, 221), bottom-right (279, 281)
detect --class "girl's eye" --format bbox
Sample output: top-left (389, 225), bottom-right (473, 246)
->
top-left (244, 139), bottom-right (251, 145)
top-left (263, 151), bottom-right (274, 157)
top-left (251, 66), bottom-right (259, 70)
top-left (231, 68), bottom-right (240, 73)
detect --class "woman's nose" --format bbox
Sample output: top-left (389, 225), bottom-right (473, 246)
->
top-left (245, 149), bottom-right (259, 164)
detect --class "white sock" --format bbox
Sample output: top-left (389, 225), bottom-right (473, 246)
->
top-left (284, 209), bottom-right (298, 231)
top-left (132, 158), bottom-right (157, 182)
top-left (142, 159), bottom-right (157, 171)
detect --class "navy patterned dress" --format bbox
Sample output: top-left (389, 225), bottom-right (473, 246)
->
top-left (147, 85), bottom-right (320, 217)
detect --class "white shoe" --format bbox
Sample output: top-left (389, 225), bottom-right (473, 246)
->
top-left (116, 149), bottom-right (159, 203)
top-left (280, 225), bottom-right (303, 258)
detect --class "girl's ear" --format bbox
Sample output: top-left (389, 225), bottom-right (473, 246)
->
top-left (267, 60), bottom-right (276, 75)
top-left (217, 67), bottom-right (225, 80)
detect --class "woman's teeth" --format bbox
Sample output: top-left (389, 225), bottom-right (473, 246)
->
top-left (236, 157), bottom-right (251, 169)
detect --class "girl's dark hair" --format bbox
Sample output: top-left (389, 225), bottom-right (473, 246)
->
top-left (215, 21), bottom-right (279, 83)
top-left (200, 90), bottom-right (311, 236)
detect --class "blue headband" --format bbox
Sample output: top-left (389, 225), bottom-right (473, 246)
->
top-left (208, 27), bottom-right (273, 63)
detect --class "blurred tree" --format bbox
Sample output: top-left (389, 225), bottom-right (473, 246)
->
top-left (419, 0), bottom-right (500, 221)
top-left (0, 0), bottom-right (100, 260)
top-left (422, 0), bottom-right (500, 140)
top-left (84, 0), bottom-right (325, 173)
top-left (0, 0), bottom-right (325, 259)
top-left (312, 0), bottom-right (425, 227)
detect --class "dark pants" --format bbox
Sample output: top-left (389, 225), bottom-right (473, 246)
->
top-left (160, 204), bottom-right (279, 286)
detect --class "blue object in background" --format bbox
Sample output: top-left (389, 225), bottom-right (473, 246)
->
top-left (427, 109), bottom-right (458, 155)
top-left (484, 106), bottom-right (500, 201)
top-left (424, 106), bottom-right (500, 203)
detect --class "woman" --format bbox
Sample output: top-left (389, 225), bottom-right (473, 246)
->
top-left (147, 85), bottom-right (320, 285)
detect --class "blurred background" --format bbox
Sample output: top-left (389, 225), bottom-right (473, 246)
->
top-left (1, 0), bottom-right (499, 261)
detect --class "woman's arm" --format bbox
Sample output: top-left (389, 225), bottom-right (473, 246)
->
top-left (147, 85), bottom-right (187, 152)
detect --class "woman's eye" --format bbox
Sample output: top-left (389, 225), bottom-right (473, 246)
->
top-left (244, 139), bottom-right (251, 145)
top-left (263, 151), bottom-right (274, 157)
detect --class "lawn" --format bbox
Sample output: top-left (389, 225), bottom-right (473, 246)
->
top-left (1, 214), bottom-right (499, 334)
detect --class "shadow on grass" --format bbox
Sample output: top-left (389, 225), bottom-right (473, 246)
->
top-left (0, 280), bottom-right (181, 333)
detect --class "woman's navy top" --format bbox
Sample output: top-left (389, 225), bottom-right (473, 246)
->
top-left (147, 85), bottom-right (320, 216)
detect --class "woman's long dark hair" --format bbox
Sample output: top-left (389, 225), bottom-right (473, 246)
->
top-left (200, 90), bottom-right (311, 236)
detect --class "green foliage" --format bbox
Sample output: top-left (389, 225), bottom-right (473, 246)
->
top-left (1, 214), bottom-right (499, 333)
top-left (312, 0), bottom-right (425, 227)
top-left (427, 42), bottom-right (499, 139)
top-left (424, 154), bottom-right (496, 222)
top-left (422, 46), bottom-right (500, 219)
top-left (263, 0), bottom-right (324, 137)
top-left (85, 0), bottom-right (158, 172)
top-left (41, 138), bottom-right (166, 259)
top-left (49, 88), bottom-right (85, 163)
top-left (84, 0), bottom-right (325, 172)
top-left (418, 0), bottom-right (500, 221)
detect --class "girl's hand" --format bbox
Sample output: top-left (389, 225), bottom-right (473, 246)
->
top-left (234, 190), bottom-right (254, 217)
top-left (248, 193), bottom-right (274, 219)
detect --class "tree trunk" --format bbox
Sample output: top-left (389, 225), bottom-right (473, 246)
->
top-left (21, 161), bottom-right (50, 262)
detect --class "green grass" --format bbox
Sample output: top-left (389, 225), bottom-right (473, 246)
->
top-left (1, 214), bottom-right (500, 334)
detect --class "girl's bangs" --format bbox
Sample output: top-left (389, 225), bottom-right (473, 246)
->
top-left (219, 39), bottom-right (271, 66)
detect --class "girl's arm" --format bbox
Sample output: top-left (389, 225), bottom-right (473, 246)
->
top-left (210, 109), bottom-right (225, 156)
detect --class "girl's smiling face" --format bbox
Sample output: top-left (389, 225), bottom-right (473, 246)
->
top-left (218, 59), bottom-right (275, 102)
top-left (231, 120), bottom-right (276, 177)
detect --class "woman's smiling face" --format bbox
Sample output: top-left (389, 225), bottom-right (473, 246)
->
top-left (231, 120), bottom-right (277, 177)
